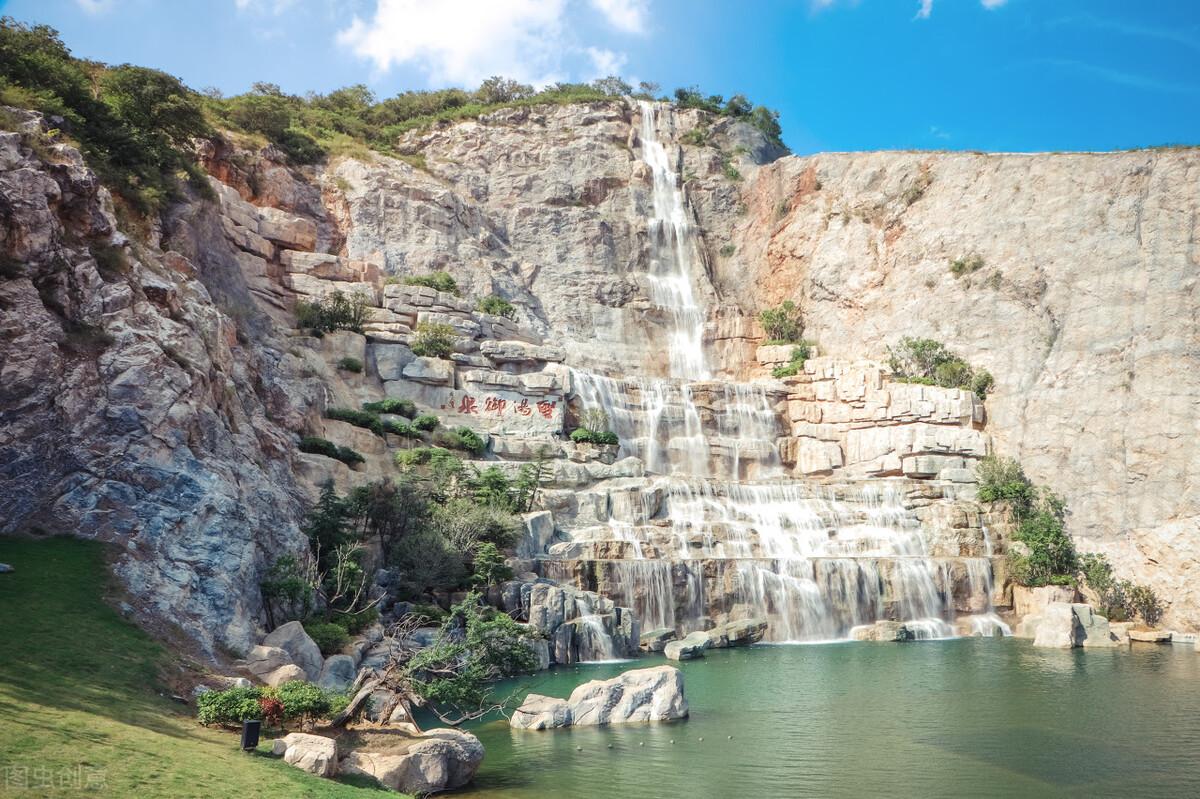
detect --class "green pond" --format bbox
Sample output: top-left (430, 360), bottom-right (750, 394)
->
top-left (459, 639), bottom-right (1200, 799)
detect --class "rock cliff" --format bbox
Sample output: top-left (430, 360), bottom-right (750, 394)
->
top-left (2, 97), bottom-right (1197, 648)
top-left (722, 149), bottom-right (1200, 627)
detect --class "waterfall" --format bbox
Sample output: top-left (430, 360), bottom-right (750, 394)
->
top-left (551, 101), bottom-right (1009, 644)
top-left (639, 100), bottom-right (709, 382)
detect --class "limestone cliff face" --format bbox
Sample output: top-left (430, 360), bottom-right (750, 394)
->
top-left (3, 97), bottom-right (1197, 648)
top-left (0, 111), bottom-right (315, 652)
top-left (722, 150), bottom-right (1200, 627)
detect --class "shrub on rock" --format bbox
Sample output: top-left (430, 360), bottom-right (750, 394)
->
top-left (362, 397), bottom-right (416, 417)
top-left (402, 271), bottom-right (459, 295)
top-left (410, 321), bottom-right (458, 359)
top-left (303, 621), bottom-right (349, 656)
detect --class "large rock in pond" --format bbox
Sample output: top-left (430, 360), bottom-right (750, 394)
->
top-left (509, 665), bottom-right (688, 729)
top-left (664, 631), bottom-right (711, 661)
top-left (507, 694), bottom-right (572, 730)
top-left (1013, 585), bottom-right (1079, 618)
top-left (1027, 602), bottom-right (1118, 648)
top-left (1032, 603), bottom-right (1081, 648)
top-left (640, 628), bottom-right (677, 652)
top-left (702, 618), bottom-right (768, 648)
top-left (340, 729), bottom-right (484, 794)
top-left (263, 621), bottom-right (324, 681)
top-left (1129, 629), bottom-right (1172, 643)
top-left (273, 733), bottom-right (338, 778)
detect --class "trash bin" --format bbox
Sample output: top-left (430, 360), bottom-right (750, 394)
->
top-left (241, 719), bottom-right (262, 751)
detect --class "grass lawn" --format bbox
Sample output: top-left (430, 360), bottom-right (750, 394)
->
top-left (0, 536), bottom-right (397, 798)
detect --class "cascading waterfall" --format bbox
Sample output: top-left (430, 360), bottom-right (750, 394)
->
top-left (557, 100), bottom-right (1009, 648)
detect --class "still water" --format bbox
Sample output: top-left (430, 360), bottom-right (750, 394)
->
top-left (460, 640), bottom-right (1200, 799)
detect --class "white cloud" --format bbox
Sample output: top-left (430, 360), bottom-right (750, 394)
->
top-left (590, 0), bottom-right (648, 34)
top-left (587, 47), bottom-right (628, 79)
top-left (338, 0), bottom-right (637, 88)
top-left (75, 0), bottom-right (114, 14)
top-left (915, 0), bottom-right (1008, 18)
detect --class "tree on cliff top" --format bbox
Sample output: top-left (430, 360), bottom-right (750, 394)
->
top-left (0, 17), bottom-right (210, 212)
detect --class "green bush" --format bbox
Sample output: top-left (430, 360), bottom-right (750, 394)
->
top-left (403, 271), bottom-right (459, 295)
top-left (196, 685), bottom-right (265, 726)
top-left (568, 428), bottom-right (620, 446)
top-left (771, 342), bottom-right (814, 378)
top-left (383, 418), bottom-right (418, 437)
top-left (471, 542), bottom-right (512, 587)
top-left (395, 447), bottom-right (433, 468)
top-left (0, 19), bottom-right (212, 214)
top-left (411, 413), bottom-right (440, 432)
top-left (1128, 584), bottom-right (1164, 627)
top-left (326, 407), bottom-right (383, 436)
top-left (976, 455), bottom-right (1034, 510)
top-left (295, 290), bottom-right (370, 334)
top-left (1006, 491), bottom-right (1075, 587)
top-left (476, 294), bottom-right (516, 319)
top-left (410, 321), bottom-right (458, 359)
top-left (433, 426), bottom-right (485, 456)
top-left (363, 397), bottom-right (416, 418)
top-left (949, 254), bottom-right (985, 278)
top-left (298, 436), bottom-right (364, 467)
top-left (433, 498), bottom-right (522, 551)
top-left (335, 446), bottom-right (364, 466)
top-left (336, 356), bottom-right (363, 373)
top-left (759, 300), bottom-right (803, 343)
top-left (299, 436), bottom-right (339, 459)
top-left (329, 607), bottom-right (379, 635)
top-left (273, 680), bottom-right (346, 722)
top-left (303, 621), bottom-right (349, 655)
top-left (681, 126), bottom-right (709, 146)
top-left (887, 336), bottom-right (994, 399)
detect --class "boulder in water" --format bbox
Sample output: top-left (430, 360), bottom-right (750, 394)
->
top-left (1129, 629), bottom-right (1172, 643)
top-left (1023, 602), bottom-right (1121, 648)
top-left (664, 631), bottom-right (711, 661)
top-left (849, 620), bottom-right (914, 642)
top-left (702, 619), bottom-right (768, 648)
top-left (508, 694), bottom-right (572, 730)
top-left (510, 665), bottom-right (688, 729)
top-left (640, 628), bottom-right (677, 652)
top-left (1032, 603), bottom-right (1080, 648)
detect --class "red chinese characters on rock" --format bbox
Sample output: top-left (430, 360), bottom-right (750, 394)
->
top-left (442, 392), bottom-right (557, 420)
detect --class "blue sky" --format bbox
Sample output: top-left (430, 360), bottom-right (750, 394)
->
top-left (3, 0), bottom-right (1197, 153)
